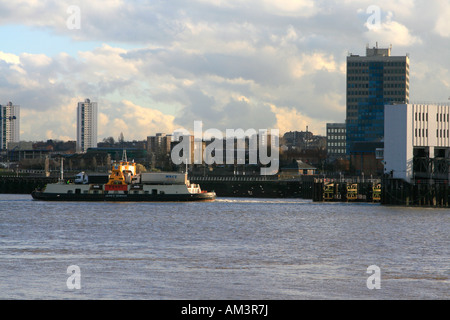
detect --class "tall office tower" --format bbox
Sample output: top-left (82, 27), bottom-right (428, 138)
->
top-left (346, 44), bottom-right (409, 156)
top-left (0, 102), bottom-right (20, 150)
top-left (77, 98), bottom-right (98, 153)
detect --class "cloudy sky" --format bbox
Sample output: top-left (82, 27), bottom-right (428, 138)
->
top-left (1, 0), bottom-right (450, 142)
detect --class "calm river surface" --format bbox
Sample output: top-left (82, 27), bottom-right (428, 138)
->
top-left (0, 194), bottom-right (448, 299)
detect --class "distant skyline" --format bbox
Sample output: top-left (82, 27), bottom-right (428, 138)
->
top-left (1, 0), bottom-right (450, 142)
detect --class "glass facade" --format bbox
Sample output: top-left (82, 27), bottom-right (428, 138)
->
top-left (346, 47), bottom-right (409, 155)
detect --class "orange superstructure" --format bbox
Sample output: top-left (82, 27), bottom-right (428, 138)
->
top-left (105, 151), bottom-right (136, 189)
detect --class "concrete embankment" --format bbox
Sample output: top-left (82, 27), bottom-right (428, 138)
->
top-left (0, 176), bottom-right (58, 194)
top-left (189, 178), bottom-right (313, 199)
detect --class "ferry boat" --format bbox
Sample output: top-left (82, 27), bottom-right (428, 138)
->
top-left (31, 156), bottom-right (216, 202)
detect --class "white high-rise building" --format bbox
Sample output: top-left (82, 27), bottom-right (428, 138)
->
top-left (77, 98), bottom-right (98, 153)
top-left (0, 102), bottom-right (20, 150)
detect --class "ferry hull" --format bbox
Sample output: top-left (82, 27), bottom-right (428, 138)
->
top-left (31, 190), bottom-right (216, 202)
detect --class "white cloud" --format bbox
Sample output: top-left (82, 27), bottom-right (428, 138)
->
top-left (364, 12), bottom-right (422, 46)
top-left (2, 0), bottom-right (450, 144)
top-left (0, 51), bottom-right (20, 64)
top-left (119, 100), bottom-right (176, 140)
top-left (434, 1), bottom-right (450, 38)
top-left (270, 104), bottom-right (326, 136)
top-left (20, 97), bottom-right (79, 141)
top-left (292, 52), bottom-right (343, 78)
top-left (77, 44), bottom-right (140, 79)
top-left (261, 0), bottom-right (318, 17)
top-left (20, 53), bottom-right (52, 67)
top-left (193, 0), bottom-right (318, 17)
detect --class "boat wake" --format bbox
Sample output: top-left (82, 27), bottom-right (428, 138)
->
top-left (214, 198), bottom-right (311, 204)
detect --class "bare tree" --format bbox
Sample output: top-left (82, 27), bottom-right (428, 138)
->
top-left (103, 136), bottom-right (115, 145)
top-left (118, 132), bottom-right (124, 145)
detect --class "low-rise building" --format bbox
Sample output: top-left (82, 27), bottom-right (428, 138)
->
top-left (279, 160), bottom-right (317, 179)
top-left (384, 103), bottom-right (450, 183)
top-left (326, 123), bottom-right (346, 161)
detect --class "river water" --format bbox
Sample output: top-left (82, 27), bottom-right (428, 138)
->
top-left (0, 194), bottom-right (448, 300)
